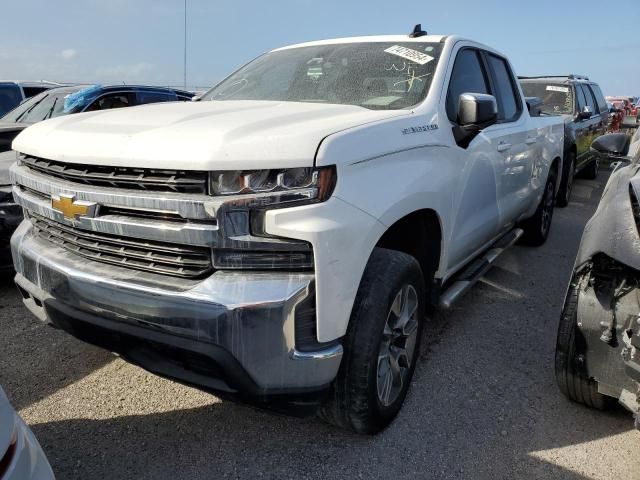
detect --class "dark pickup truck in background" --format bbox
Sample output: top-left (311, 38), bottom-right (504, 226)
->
top-left (520, 75), bottom-right (609, 206)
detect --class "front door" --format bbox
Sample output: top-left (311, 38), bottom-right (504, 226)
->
top-left (444, 47), bottom-right (503, 270)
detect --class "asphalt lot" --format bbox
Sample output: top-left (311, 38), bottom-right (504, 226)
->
top-left (1, 169), bottom-right (639, 480)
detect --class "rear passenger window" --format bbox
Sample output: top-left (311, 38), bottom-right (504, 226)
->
top-left (589, 84), bottom-right (608, 113)
top-left (486, 55), bottom-right (520, 121)
top-left (446, 49), bottom-right (489, 123)
top-left (136, 91), bottom-right (178, 105)
top-left (575, 86), bottom-right (587, 113)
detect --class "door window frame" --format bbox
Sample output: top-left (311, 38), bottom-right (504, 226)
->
top-left (445, 47), bottom-right (492, 124)
top-left (482, 53), bottom-right (523, 124)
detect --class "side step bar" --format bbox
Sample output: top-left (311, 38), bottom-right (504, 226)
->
top-left (439, 228), bottom-right (523, 309)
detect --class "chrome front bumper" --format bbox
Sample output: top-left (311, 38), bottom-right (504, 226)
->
top-left (11, 220), bottom-right (342, 397)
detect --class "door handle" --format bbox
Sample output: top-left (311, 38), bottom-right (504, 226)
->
top-left (525, 136), bottom-right (537, 144)
top-left (497, 141), bottom-right (512, 152)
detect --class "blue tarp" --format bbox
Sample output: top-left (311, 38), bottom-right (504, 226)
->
top-left (63, 85), bottom-right (102, 113)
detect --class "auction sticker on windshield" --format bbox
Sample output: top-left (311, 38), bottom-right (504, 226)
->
top-left (546, 85), bottom-right (569, 93)
top-left (384, 45), bottom-right (434, 65)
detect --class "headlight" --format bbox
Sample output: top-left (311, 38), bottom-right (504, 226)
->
top-left (207, 166), bottom-right (336, 272)
top-left (209, 166), bottom-right (336, 203)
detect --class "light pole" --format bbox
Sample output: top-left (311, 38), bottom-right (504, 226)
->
top-left (183, 0), bottom-right (187, 89)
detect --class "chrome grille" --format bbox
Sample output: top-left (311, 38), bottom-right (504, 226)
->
top-left (21, 155), bottom-right (208, 194)
top-left (30, 214), bottom-right (213, 278)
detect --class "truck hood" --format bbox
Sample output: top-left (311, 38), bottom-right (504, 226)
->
top-left (12, 100), bottom-right (410, 170)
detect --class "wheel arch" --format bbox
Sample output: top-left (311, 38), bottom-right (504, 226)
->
top-left (550, 156), bottom-right (562, 194)
top-left (374, 208), bottom-right (443, 302)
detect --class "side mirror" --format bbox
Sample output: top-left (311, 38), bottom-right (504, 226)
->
top-left (591, 133), bottom-right (630, 157)
top-left (579, 105), bottom-right (593, 119)
top-left (458, 93), bottom-right (498, 128)
top-left (524, 96), bottom-right (543, 117)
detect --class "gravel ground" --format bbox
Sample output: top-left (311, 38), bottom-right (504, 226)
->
top-left (1, 170), bottom-right (639, 480)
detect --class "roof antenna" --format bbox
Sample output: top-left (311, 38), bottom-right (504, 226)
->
top-left (409, 24), bottom-right (427, 38)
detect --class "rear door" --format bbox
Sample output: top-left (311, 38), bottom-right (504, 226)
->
top-left (578, 84), bottom-right (605, 168)
top-left (586, 83), bottom-right (609, 142)
top-left (573, 85), bottom-right (592, 169)
top-left (482, 52), bottom-right (535, 226)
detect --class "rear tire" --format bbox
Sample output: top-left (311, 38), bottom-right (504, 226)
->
top-left (556, 152), bottom-right (575, 208)
top-left (583, 157), bottom-right (599, 180)
top-left (554, 273), bottom-right (612, 410)
top-left (318, 248), bottom-right (426, 434)
top-left (520, 170), bottom-right (556, 246)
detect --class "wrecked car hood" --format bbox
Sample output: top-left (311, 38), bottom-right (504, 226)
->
top-left (577, 163), bottom-right (640, 270)
top-left (12, 100), bottom-right (410, 170)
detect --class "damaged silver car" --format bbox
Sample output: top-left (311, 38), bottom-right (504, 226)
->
top-left (555, 128), bottom-right (640, 427)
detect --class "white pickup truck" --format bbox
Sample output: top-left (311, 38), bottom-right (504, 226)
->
top-left (9, 29), bottom-right (563, 433)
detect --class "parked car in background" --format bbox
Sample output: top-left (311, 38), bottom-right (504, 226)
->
top-left (0, 84), bottom-right (195, 153)
top-left (608, 101), bottom-right (625, 131)
top-left (0, 82), bottom-right (59, 117)
top-left (607, 96), bottom-right (633, 115)
top-left (520, 75), bottom-right (608, 206)
top-left (555, 128), bottom-right (640, 430)
top-left (9, 30), bottom-right (564, 433)
top-left (0, 385), bottom-right (54, 479)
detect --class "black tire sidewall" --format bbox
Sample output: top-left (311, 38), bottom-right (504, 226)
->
top-left (541, 171), bottom-right (556, 239)
top-left (367, 259), bottom-right (425, 421)
top-left (341, 248), bottom-right (426, 432)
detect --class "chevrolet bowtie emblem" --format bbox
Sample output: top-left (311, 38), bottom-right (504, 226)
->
top-left (51, 194), bottom-right (98, 220)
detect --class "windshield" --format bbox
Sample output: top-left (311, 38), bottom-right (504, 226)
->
top-left (201, 42), bottom-right (443, 110)
top-left (520, 82), bottom-right (574, 115)
top-left (0, 85), bottom-right (24, 117)
top-left (1, 90), bottom-right (78, 124)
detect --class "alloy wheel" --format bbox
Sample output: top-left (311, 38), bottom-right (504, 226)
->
top-left (377, 284), bottom-right (419, 407)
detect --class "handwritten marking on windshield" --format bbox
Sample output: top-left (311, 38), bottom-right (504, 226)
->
top-left (394, 67), bottom-right (431, 92)
top-left (385, 61), bottom-right (407, 72)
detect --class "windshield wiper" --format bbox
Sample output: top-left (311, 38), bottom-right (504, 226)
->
top-left (45, 97), bottom-right (58, 120)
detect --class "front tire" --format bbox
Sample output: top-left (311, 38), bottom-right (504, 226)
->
top-left (520, 170), bottom-right (556, 246)
top-left (554, 273), bottom-right (612, 410)
top-left (318, 248), bottom-right (426, 434)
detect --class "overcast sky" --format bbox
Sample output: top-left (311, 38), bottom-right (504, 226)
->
top-left (2, 0), bottom-right (638, 95)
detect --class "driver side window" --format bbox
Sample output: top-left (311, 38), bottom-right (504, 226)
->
top-left (446, 49), bottom-right (489, 123)
top-left (84, 93), bottom-right (132, 112)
